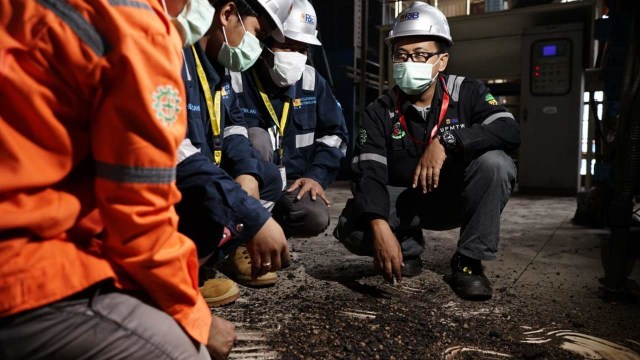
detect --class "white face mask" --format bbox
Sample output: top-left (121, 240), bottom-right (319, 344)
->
top-left (393, 56), bottom-right (441, 95)
top-left (267, 51), bottom-right (308, 87)
top-left (170, 0), bottom-right (215, 46)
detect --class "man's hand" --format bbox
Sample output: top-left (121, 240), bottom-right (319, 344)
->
top-left (371, 219), bottom-right (403, 283)
top-left (235, 174), bottom-right (260, 199)
top-left (206, 314), bottom-right (236, 360)
top-left (245, 218), bottom-right (290, 279)
top-left (286, 178), bottom-right (330, 206)
top-left (413, 138), bottom-right (447, 193)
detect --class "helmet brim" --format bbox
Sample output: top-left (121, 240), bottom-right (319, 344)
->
top-left (285, 32), bottom-right (321, 46)
top-left (255, 2), bottom-right (286, 42)
top-left (385, 32), bottom-right (453, 47)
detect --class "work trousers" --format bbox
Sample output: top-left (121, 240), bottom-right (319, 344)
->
top-left (0, 282), bottom-right (209, 360)
top-left (249, 127), bottom-right (330, 238)
top-left (335, 150), bottom-right (516, 260)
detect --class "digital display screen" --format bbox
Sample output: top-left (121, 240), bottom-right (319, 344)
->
top-left (542, 45), bottom-right (558, 57)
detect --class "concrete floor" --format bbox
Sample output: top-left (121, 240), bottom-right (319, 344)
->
top-left (215, 182), bottom-right (640, 359)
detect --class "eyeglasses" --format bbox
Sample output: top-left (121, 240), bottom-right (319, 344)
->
top-left (392, 51), bottom-right (440, 63)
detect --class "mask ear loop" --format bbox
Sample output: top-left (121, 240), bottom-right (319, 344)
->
top-left (182, 50), bottom-right (191, 81)
top-left (236, 9), bottom-right (265, 49)
top-left (162, 0), bottom-right (192, 81)
top-left (433, 54), bottom-right (450, 97)
top-left (222, 7), bottom-right (246, 45)
top-left (260, 46), bottom-right (276, 69)
top-left (261, 46), bottom-right (276, 68)
top-left (221, 24), bottom-right (230, 44)
top-left (236, 8), bottom-right (248, 34)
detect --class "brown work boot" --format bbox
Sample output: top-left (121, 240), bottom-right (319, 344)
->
top-left (223, 245), bottom-right (277, 287)
top-left (199, 278), bottom-right (240, 307)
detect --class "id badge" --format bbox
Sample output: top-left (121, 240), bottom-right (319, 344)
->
top-left (279, 165), bottom-right (287, 191)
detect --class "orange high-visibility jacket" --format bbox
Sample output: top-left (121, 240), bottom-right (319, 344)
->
top-left (0, 0), bottom-right (211, 344)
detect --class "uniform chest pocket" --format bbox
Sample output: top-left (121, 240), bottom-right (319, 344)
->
top-left (289, 108), bottom-right (317, 155)
top-left (291, 107), bottom-right (317, 131)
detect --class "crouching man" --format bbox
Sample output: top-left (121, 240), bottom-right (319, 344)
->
top-left (334, 1), bottom-right (519, 301)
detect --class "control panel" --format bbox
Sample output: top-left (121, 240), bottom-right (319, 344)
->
top-left (530, 39), bottom-right (572, 95)
top-left (520, 23), bottom-right (584, 194)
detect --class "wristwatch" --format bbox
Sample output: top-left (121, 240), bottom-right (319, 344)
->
top-left (437, 131), bottom-right (459, 154)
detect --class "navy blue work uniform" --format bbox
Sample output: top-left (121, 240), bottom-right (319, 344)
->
top-left (335, 74), bottom-right (520, 261)
top-left (175, 44), bottom-right (282, 261)
top-left (230, 65), bottom-right (348, 237)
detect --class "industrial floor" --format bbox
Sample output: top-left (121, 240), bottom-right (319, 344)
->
top-left (212, 182), bottom-right (640, 360)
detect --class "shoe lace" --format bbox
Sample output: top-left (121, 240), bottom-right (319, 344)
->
top-left (239, 247), bottom-right (251, 263)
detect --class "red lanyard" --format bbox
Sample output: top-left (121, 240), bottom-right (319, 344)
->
top-left (396, 77), bottom-right (449, 145)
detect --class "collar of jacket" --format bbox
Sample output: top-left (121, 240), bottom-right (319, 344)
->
top-left (266, 78), bottom-right (297, 100)
top-left (246, 63), bottom-right (298, 100)
top-left (188, 42), bottom-right (222, 89)
top-left (381, 75), bottom-right (447, 119)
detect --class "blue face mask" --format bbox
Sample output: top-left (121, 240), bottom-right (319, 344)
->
top-left (217, 12), bottom-right (263, 72)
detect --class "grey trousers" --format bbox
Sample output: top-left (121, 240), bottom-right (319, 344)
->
top-left (0, 283), bottom-right (210, 360)
top-left (273, 189), bottom-right (330, 238)
top-left (336, 150), bottom-right (516, 260)
top-left (248, 127), bottom-right (330, 238)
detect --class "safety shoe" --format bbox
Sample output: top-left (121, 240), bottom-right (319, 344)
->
top-left (199, 278), bottom-right (240, 307)
top-left (401, 256), bottom-right (423, 277)
top-left (449, 252), bottom-right (493, 301)
top-left (222, 245), bottom-right (277, 287)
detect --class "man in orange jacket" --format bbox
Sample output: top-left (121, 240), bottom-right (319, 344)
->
top-left (0, 0), bottom-right (270, 358)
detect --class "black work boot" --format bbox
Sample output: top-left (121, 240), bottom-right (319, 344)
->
top-left (449, 252), bottom-right (493, 301)
top-left (401, 256), bottom-right (423, 277)
top-left (397, 229), bottom-right (424, 277)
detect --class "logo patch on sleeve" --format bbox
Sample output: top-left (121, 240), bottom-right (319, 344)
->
top-left (152, 85), bottom-right (182, 126)
top-left (485, 93), bottom-right (499, 106)
top-left (358, 128), bottom-right (367, 145)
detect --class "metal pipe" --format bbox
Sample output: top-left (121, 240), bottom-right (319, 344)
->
top-left (358, 0), bottom-right (369, 125)
top-left (379, 26), bottom-right (386, 96)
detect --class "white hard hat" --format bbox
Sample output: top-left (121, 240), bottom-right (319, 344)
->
top-left (283, 0), bottom-right (321, 45)
top-left (255, 0), bottom-right (294, 42)
top-left (385, 1), bottom-right (453, 47)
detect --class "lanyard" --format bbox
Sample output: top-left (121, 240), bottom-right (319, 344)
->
top-left (396, 76), bottom-right (449, 146)
top-left (252, 70), bottom-right (291, 159)
top-left (192, 45), bottom-right (223, 165)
